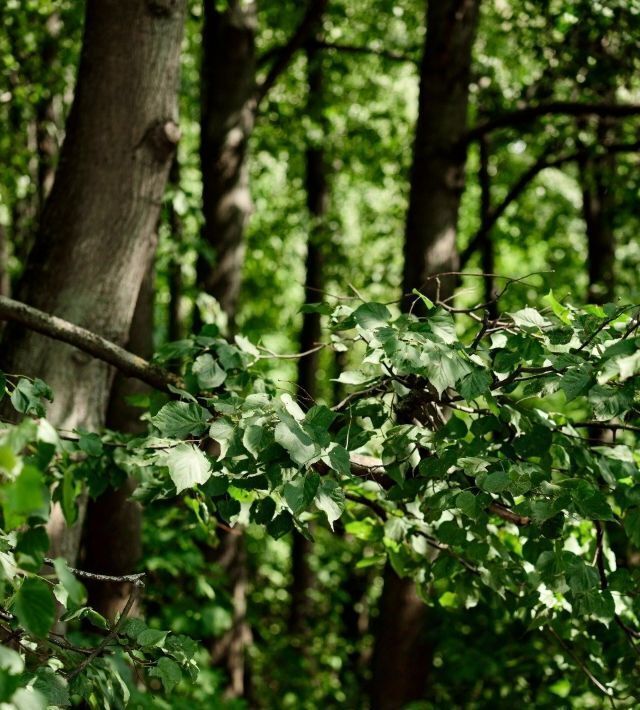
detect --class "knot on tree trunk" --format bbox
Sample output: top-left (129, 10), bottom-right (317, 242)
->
top-left (141, 120), bottom-right (181, 163)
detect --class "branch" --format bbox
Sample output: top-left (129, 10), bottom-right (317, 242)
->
top-left (0, 296), bottom-right (181, 394)
top-left (461, 140), bottom-right (640, 267)
top-left (310, 39), bottom-right (417, 65)
top-left (465, 102), bottom-right (640, 143)
top-left (68, 579), bottom-right (142, 681)
top-left (255, 0), bottom-right (328, 107)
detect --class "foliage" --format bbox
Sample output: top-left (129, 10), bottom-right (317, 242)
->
top-left (2, 295), bottom-right (640, 705)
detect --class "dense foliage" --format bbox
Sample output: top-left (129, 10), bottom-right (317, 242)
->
top-left (2, 295), bottom-right (640, 706)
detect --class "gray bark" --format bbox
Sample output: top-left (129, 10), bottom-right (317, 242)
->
top-left (0, 0), bottom-right (186, 563)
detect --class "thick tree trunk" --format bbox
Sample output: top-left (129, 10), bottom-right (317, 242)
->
top-left (372, 2), bottom-right (480, 708)
top-left (197, 0), bottom-right (257, 324)
top-left (288, 40), bottom-right (329, 636)
top-left (0, 0), bottom-right (186, 564)
top-left (402, 0), bottom-right (480, 308)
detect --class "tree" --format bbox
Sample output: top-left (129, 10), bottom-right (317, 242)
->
top-left (372, 2), bottom-right (480, 707)
top-left (0, 0), bottom-right (186, 562)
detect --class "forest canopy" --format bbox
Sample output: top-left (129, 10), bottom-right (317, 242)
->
top-left (0, 1), bottom-right (640, 708)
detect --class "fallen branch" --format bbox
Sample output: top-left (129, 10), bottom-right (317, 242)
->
top-left (0, 296), bottom-right (181, 394)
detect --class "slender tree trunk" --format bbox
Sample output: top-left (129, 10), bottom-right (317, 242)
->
top-left (579, 122), bottom-right (616, 304)
top-left (372, 2), bottom-right (480, 708)
top-left (167, 159), bottom-right (184, 343)
top-left (197, 0), bottom-right (257, 325)
top-left (0, 225), bottom-right (9, 298)
top-left (35, 14), bottom-right (62, 211)
top-left (288, 39), bottom-right (329, 636)
top-left (479, 136), bottom-right (497, 317)
top-left (0, 0), bottom-right (186, 565)
top-left (82, 267), bottom-right (155, 620)
top-left (402, 0), bottom-right (480, 308)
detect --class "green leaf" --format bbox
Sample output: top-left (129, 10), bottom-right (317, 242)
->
top-left (13, 578), bottom-right (56, 638)
top-left (77, 431), bottom-right (104, 457)
top-left (427, 310), bottom-right (457, 344)
top-left (459, 369), bottom-right (492, 401)
top-left (2, 466), bottom-right (48, 529)
top-left (284, 472), bottom-right (320, 516)
top-left (480, 470), bottom-right (510, 493)
top-left (315, 480), bottom-right (345, 530)
top-left (10, 378), bottom-right (52, 417)
top-left (192, 354), bottom-right (227, 389)
top-left (151, 402), bottom-right (210, 438)
top-left (509, 308), bottom-right (550, 329)
top-left (15, 527), bottom-right (49, 573)
top-left (209, 418), bottom-right (235, 459)
top-left (456, 490), bottom-right (478, 518)
top-left (250, 497), bottom-right (276, 524)
top-left (322, 444), bottom-right (351, 476)
top-left (352, 302), bottom-right (392, 330)
top-left (623, 508), bottom-right (640, 547)
top-left (275, 420), bottom-right (317, 466)
top-left (137, 628), bottom-right (168, 648)
top-left (33, 668), bottom-right (70, 708)
top-left (242, 425), bottom-right (265, 457)
top-left (543, 291), bottom-right (572, 324)
top-left (149, 657), bottom-right (182, 693)
top-left (53, 558), bottom-right (86, 606)
top-left (560, 367), bottom-right (593, 402)
top-left (166, 444), bottom-right (212, 493)
top-left (266, 511), bottom-right (294, 539)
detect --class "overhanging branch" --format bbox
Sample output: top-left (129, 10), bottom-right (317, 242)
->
top-left (0, 296), bottom-right (181, 393)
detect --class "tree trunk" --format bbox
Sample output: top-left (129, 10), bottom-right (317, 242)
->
top-left (0, 225), bottom-right (9, 298)
top-left (288, 39), bottom-right (329, 636)
top-left (580, 119), bottom-right (617, 304)
top-left (402, 0), bottom-right (481, 309)
top-left (35, 13), bottom-right (62, 211)
top-left (0, 0), bottom-right (186, 564)
top-left (167, 158), bottom-right (184, 343)
top-left (196, 0), bottom-right (257, 325)
top-left (372, 2), bottom-right (480, 708)
top-left (82, 267), bottom-right (155, 620)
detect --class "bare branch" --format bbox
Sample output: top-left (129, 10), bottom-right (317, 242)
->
top-left (465, 101), bottom-right (640, 143)
top-left (0, 296), bottom-right (181, 393)
top-left (461, 140), bottom-right (640, 267)
top-left (311, 39), bottom-right (417, 64)
top-left (255, 0), bottom-right (328, 107)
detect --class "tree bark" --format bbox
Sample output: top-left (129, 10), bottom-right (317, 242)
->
top-left (167, 158), bottom-right (184, 343)
top-left (82, 268), bottom-right (155, 621)
top-left (196, 0), bottom-right (257, 325)
top-left (0, 0), bottom-right (186, 564)
top-left (402, 0), bottom-right (480, 308)
top-left (288, 39), bottom-right (329, 636)
top-left (373, 2), bottom-right (480, 708)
